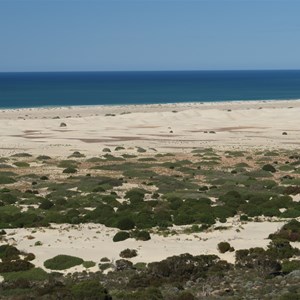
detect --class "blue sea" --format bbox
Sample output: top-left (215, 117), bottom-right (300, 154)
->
top-left (0, 70), bottom-right (300, 109)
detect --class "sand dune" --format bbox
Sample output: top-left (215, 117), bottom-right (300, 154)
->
top-left (0, 100), bottom-right (300, 157)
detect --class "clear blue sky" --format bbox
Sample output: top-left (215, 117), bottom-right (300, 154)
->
top-left (1, 0), bottom-right (300, 72)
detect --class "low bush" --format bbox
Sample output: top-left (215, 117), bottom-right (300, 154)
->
top-left (39, 199), bottom-right (54, 210)
top-left (0, 244), bottom-right (20, 260)
top-left (0, 175), bottom-right (16, 184)
top-left (44, 254), bottom-right (84, 270)
top-left (63, 167), bottom-right (78, 174)
top-left (132, 230), bottom-right (151, 241)
top-left (68, 151), bottom-right (85, 158)
top-left (119, 249), bottom-right (138, 258)
top-left (218, 242), bottom-right (231, 253)
top-left (82, 261), bottom-right (96, 268)
top-left (0, 260), bottom-right (34, 273)
top-left (1, 267), bottom-right (48, 282)
top-left (71, 280), bottom-right (112, 299)
top-left (113, 231), bottom-right (130, 242)
top-left (269, 219), bottom-right (300, 242)
top-left (116, 259), bottom-right (133, 271)
top-left (262, 164), bottom-right (276, 173)
top-left (37, 155), bottom-right (52, 160)
top-left (13, 162), bottom-right (30, 168)
top-left (116, 217), bottom-right (135, 230)
top-left (281, 260), bottom-right (300, 273)
top-left (11, 153), bottom-right (32, 158)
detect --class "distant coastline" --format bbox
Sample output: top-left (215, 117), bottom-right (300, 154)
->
top-left (1, 70), bottom-right (300, 109)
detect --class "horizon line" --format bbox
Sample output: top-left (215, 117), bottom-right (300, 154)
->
top-left (1, 68), bottom-right (300, 74)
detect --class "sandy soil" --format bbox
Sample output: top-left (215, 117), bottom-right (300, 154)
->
top-left (3, 219), bottom-right (284, 273)
top-left (0, 100), bottom-right (300, 157)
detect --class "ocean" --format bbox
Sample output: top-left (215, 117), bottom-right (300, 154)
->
top-left (0, 70), bottom-right (300, 109)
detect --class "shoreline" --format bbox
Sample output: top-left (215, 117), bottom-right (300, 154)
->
top-left (1, 98), bottom-right (300, 111)
top-left (1, 99), bottom-right (300, 120)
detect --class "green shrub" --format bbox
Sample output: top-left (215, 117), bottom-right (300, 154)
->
top-left (24, 253), bottom-right (35, 261)
top-left (119, 248), bottom-right (138, 258)
top-left (282, 260), bottom-right (300, 273)
top-left (1, 267), bottom-right (48, 281)
top-left (99, 263), bottom-right (113, 271)
top-left (0, 244), bottom-right (20, 260)
top-left (68, 151), bottom-right (85, 158)
top-left (11, 153), bottom-right (32, 158)
top-left (0, 193), bottom-right (18, 204)
top-left (218, 242), bottom-right (231, 253)
top-left (63, 167), bottom-right (78, 174)
top-left (113, 231), bottom-right (130, 242)
top-left (262, 164), bottom-right (276, 173)
top-left (37, 155), bottom-right (52, 160)
top-left (44, 255), bottom-right (84, 270)
top-left (116, 217), bottom-right (135, 230)
top-left (58, 160), bottom-right (78, 168)
top-left (269, 219), bottom-right (300, 242)
top-left (133, 262), bottom-right (147, 270)
top-left (13, 162), bottom-right (30, 168)
top-left (0, 175), bottom-right (16, 184)
top-left (71, 280), bottom-right (111, 299)
top-left (0, 260), bottom-right (34, 273)
top-left (177, 292), bottom-right (195, 300)
top-left (132, 230), bottom-right (151, 241)
top-left (267, 239), bottom-right (300, 259)
top-left (125, 188), bottom-right (146, 203)
top-left (82, 261), bottom-right (96, 268)
top-left (137, 147), bottom-right (146, 153)
top-left (39, 199), bottom-right (54, 210)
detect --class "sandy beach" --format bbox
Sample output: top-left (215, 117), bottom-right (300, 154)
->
top-left (0, 99), bottom-right (300, 157)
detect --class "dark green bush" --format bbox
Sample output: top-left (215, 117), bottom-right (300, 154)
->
top-left (116, 217), bottom-right (135, 230)
top-left (282, 260), bottom-right (300, 273)
top-left (262, 164), bottom-right (276, 173)
top-left (113, 231), bottom-right (130, 242)
top-left (269, 219), bottom-right (300, 242)
top-left (44, 255), bottom-right (84, 270)
top-left (235, 247), bottom-right (280, 273)
top-left (132, 230), bottom-right (151, 241)
top-left (0, 260), bottom-right (34, 273)
top-left (0, 193), bottom-right (18, 204)
top-left (0, 244), bottom-right (20, 260)
top-left (267, 239), bottom-right (300, 259)
top-left (125, 188), bottom-right (145, 203)
top-left (218, 242), bottom-right (231, 253)
top-left (11, 153), bottom-right (32, 157)
top-left (37, 155), bottom-right (52, 160)
top-left (68, 151), bottom-right (85, 158)
top-left (39, 199), bottom-right (54, 210)
top-left (0, 175), bottom-right (16, 184)
top-left (71, 280), bottom-right (112, 299)
top-left (119, 248), bottom-right (138, 258)
top-left (63, 167), bottom-right (78, 174)
top-left (13, 161), bottom-right (30, 168)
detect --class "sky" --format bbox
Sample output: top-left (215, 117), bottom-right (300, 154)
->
top-left (0, 0), bottom-right (300, 72)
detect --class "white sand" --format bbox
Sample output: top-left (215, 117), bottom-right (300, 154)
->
top-left (0, 100), bottom-right (300, 157)
top-left (2, 220), bottom-right (284, 273)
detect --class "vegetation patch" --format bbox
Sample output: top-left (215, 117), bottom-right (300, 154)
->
top-left (44, 255), bottom-right (84, 270)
